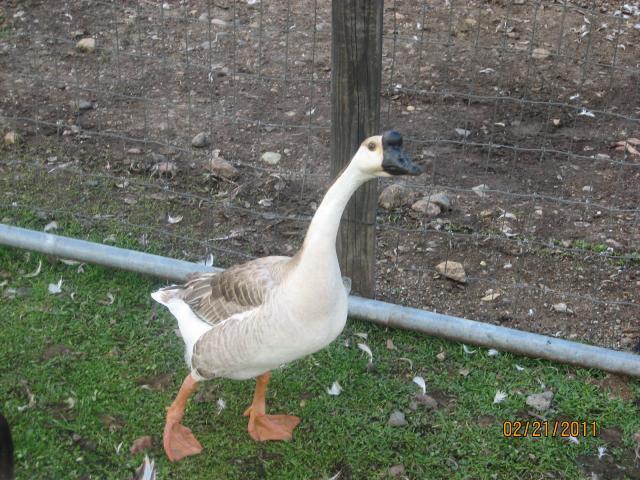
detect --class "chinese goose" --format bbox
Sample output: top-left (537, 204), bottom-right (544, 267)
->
top-left (151, 130), bottom-right (422, 461)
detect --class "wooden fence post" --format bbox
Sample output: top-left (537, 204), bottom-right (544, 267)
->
top-left (331, 0), bottom-right (383, 297)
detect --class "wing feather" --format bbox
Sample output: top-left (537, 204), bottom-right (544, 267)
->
top-left (178, 256), bottom-right (291, 326)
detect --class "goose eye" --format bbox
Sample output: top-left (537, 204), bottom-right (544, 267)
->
top-left (367, 142), bottom-right (376, 151)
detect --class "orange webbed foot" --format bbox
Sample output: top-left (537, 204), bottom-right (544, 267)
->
top-left (245, 408), bottom-right (300, 441)
top-left (163, 419), bottom-right (203, 462)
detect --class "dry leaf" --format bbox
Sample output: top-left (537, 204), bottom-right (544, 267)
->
top-left (130, 435), bottom-right (154, 454)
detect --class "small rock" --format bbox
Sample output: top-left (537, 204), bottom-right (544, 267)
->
top-left (207, 151), bottom-right (238, 179)
top-left (76, 37), bottom-right (96, 53)
top-left (526, 391), bottom-right (553, 411)
top-left (532, 47), bottom-right (551, 60)
top-left (261, 151), bottom-right (281, 165)
top-left (414, 394), bottom-right (438, 410)
top-left (3, 131), bottom-right (20, 145)
top-left (435, 261), bottom-right (467, 283)
top-left (388, 410), bottom-right (407, 427)
top-left (389, 464), bottom-right (406, 477)
top-left (77, 100), bottom-right (94, 111)
top-left (191, 132), bottom-right (210, 148)
top-left (605, 238), bottom-right (623, 250)
top-left (379, 184), bottom-right (410, 210)
top-left (551, 302), bottom-right (573, 314)
top-left (211, 18), bottom-right (228, 27)
top-left (481, 292), bottom-right (501, 302)
top-left (411, 198), bottom-right (441, 217)
top-left (427, 192), bottom-right (451, 210)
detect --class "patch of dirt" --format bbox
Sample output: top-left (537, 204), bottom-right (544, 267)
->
top-left (0, 0), bottom-right (638, 353)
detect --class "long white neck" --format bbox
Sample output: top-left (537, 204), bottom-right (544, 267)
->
top-left (301, 161), bottom-right (372, 255)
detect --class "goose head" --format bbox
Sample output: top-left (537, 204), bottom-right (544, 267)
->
top-left (352, 130), bottom-right (423, 178)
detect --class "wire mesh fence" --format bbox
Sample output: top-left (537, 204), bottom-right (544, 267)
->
top-left (1, 0), bottom-right (638, 351)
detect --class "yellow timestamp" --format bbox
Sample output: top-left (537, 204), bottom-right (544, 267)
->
top-left (503, 420), bottom-right (598, 438)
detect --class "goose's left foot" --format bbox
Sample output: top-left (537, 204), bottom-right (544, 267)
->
top-left (163, 373), bottom-right (203, 461)
top-left (244, 371), bottom-right (300, 441)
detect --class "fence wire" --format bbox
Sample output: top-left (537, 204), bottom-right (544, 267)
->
top-left (0, 0), bottom-right (638, 351)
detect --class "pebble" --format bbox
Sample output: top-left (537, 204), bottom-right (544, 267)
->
top-left (261, 151), bottom-right (281, 165)
top-left (436, 260), bottom-right (467, 283)
top-left (191, 132), bottom-right (210, 148)
top-left (427, 191), bottom-right (451, 210)
top-left (76, 37), bottom-right (96, 53)
top-left (389, 465), bottom-right (406, 477)
top-left (532, 47), bottom-right (551, 60)
top-left (526, 391), bottom-right (553, 411)
top-left (77, 100), bottom-right (94, 111)
top-left (379, 184), bottom-right (410, 210)
top-left (208, 153), bottom-right (238, 179)
top-left (388, 410), bottom-right (407, 427)
top-left (411, 198), bottom-right (441, 217)
top-left (472, 184), bottom-right (490, 197)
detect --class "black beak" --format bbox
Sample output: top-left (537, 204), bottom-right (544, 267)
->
top-left (381, 130), bottom-right (423, 176)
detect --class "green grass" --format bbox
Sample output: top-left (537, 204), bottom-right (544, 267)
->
top-left (0, 225), bottom-right (639, 479)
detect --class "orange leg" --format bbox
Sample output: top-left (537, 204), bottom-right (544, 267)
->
top-left (243, 371), bottom-right (300, 441)
top-left (163, 373), bottom-right (203, 462)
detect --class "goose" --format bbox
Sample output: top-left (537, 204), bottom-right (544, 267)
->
top-left (151, 130), bottom-right (423, 461)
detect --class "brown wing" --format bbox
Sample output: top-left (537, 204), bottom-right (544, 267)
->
top-left (180, 256), bottom-right (292, 325)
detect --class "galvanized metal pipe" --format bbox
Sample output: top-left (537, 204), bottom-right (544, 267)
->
top-left (1, 223), bottom-right (639, 377)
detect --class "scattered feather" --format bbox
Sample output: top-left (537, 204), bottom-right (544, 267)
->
top-left (463, 344), bottom-right (476, 355)
top-left (167, 214), bottom-right (183, 224)
top-left (198, 253), bottom-right (215, 267)
top-left (597, 446), bottom-right (607, 459)
top-left (44, 221), bottom-right (59, 232)
top-left (398, 357), bottom-right (413, 369)
top-left (24, 260), bottom-right (42, 278)
top-left (327, 472), bottom-right (341, 480)
top-left (515, 364), bottom-right (526, 372)
top-left (48, 278), bottom-right (63, 294)
top-left (217, 398), bottom-right (226, 413)
top-left (59, 258), bottom-right (80, 266)
top-left (103, 234), bottom-right (117, 244)
top-left (493, 390), bottom-right (508, 404)
top-left (65, 397), bottom-right (76, 409)
top-left (568, 435), bottom-right (579, 445)
top-left (357, 343), bottom-right (373, 363)
top-left (412, 376), bottom-right (426, 395)
top-left (77, 264), bottom-right (85, 274)
top-left (132, 455), bottom-right (156, 480)
top-left (115, 441), bottom-right (123, 454)
top-left (354, 332), bottom-right (368, 339)
top-left (327, 381), bottom-right (343, 396)
top-left (99, 292), bottom-right (115, 305)
top-left (578, 108), bottom-right (595, 118)
top-left (487, 349), bottom-right (499, 357)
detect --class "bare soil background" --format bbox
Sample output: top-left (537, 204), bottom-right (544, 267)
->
top-left (0, 0), bottom-right (639, 351)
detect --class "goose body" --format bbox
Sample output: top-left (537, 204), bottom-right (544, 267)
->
top-left (152, 130), bottom-right (422, 461)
